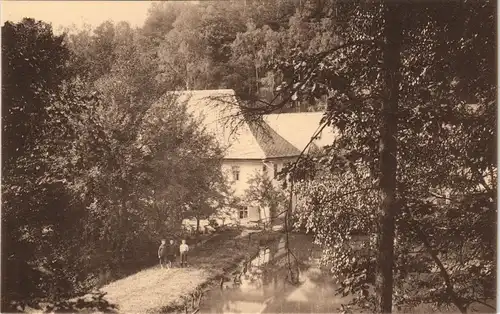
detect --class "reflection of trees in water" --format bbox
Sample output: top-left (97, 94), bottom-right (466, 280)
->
top-left (228, 234), bottom-right (317, 296)
top-left (198, 235), bottom-right (324, 314)
top-left (206, 235), bottom-right (338, 314)
top-left (240, 247), bottom-right (301, 288)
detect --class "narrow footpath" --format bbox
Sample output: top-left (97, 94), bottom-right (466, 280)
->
top-left (97, 229), bottom-right (277, 314)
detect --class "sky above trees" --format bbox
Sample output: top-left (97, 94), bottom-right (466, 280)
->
top-left (1, 1), bottom-right (166, 31)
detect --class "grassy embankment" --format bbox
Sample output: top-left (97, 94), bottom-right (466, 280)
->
top-left (97, 228), bottom-right (282, 313)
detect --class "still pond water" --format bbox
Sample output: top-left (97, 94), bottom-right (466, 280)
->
top-left (199, 234), bottom-right (352, 314)
top-left (198, 233), bottom-right (494, 314)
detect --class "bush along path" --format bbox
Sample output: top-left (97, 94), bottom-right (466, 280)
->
top-left (93, 228), bottom-right (281, 314)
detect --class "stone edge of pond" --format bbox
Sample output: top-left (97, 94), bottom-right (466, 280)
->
top-left (148, 230), bottom-right (284, 314)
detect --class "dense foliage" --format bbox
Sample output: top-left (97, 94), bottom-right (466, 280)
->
top-left (2, 18), bottom-right (226, 311)
top-left (273, 1), bottom-right (496, 312)
top-left (2, 19), bottom-right (87, 311)
top-left (2, 0), bottom-right (496, 312)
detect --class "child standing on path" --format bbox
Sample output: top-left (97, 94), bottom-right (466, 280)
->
top-left (166, 239), bottom-right (176, 268)
top-left (158, 239), bottom-right (168, 269)
top-left (179, 239), bottom-right (189, 267)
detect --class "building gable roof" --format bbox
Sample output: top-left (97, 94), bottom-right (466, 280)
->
top-left (164, 89), bottom-right (336, 160)
top-left (263, 112), bottom-right (337, 153)
top-left (248, 121), bottom-right (301, 159)
top-left (173, 89), bottom-right (267, 159)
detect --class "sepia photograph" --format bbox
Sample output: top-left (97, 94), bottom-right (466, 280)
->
top-left (1, 0), bottom-right (496, 313)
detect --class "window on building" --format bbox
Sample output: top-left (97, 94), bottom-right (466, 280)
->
top-left (239, 207), bottom-right (249, 219)
top-left (262, 164), bottom-right (267, 175)
top-left (232, 166), bottom-right (240, 181)
top-left (273, 163), bottom-right (279, 178)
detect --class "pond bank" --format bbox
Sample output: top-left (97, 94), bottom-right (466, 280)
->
top-left (97, 228), bottom-right (282, 314)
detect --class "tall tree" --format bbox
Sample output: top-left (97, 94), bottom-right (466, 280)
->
top-left (376, 3), bottom-right (402, 312)
top-left (229, 22), bottom-right (281, 98)
top-left (2, 19), bottom-right (72, 309)
top-left (142, 1), bottom-right (189, 45)
top-left (2, 18), bottom-right (70, 167)
top-left (1, 19), bottom-right (113, 311)
top-left (245, 0), bottom-right (495, 312)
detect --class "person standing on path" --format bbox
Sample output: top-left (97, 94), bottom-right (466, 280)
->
top-left (158, 239), bottom-right (168, 269)
top-left (179, 239), bottom-right (189, 267)
top-left (166, 239), bottom-right (177, 268)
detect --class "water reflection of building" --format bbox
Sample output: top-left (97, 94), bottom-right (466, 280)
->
top-left (277, 237), bottom-right (287, 257)
top-left (199, 235), bottom-right (345, 314)
top-left (241, 239), bottom-right (292, 294)
top-left (240, 245), bottom-right (281, 296)
top-left (250, 247), bottom-right (271, 269)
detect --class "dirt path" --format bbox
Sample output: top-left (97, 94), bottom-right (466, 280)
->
top-left (101, 267), bottom-right (209, 313)
top-left (97, 229), bottom-right (280, 313)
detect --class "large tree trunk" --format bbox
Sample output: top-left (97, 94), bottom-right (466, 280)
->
top-left (376, 2), bottom-right (403, 313)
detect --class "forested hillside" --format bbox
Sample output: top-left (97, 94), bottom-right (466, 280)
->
top-left (65, 0), bottom-right (334, 112)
